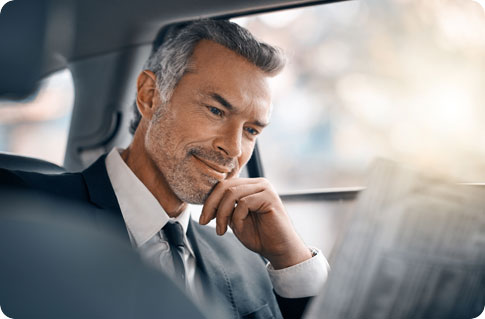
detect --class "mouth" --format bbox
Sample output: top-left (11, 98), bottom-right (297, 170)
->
top-left (192, 155), bottom-right (232, 179)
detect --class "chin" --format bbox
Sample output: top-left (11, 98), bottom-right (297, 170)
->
top-left (173, 178), bottom-right (217, 205)
top-left (177, 190), bottom-right (209, 205)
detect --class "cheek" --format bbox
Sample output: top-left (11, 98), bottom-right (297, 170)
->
top-left (150, 114), bottom-right (189, 147)
top-left (174, 109), bottom-right (214, 139)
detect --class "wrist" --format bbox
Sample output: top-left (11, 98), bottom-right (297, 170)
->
top-left (267, 244), bottom-right (313, 270)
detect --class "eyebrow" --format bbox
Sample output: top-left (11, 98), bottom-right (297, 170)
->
top-left (208, 92), bottom-right (270, 128)
top-left (210, 93), bottom-right (234, 111)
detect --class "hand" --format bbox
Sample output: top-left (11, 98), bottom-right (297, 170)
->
top-left (199, 178), bottom-right (312, 269)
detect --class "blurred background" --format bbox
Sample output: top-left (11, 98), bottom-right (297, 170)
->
top-left (0, 69), bottom-right (73, 166)
top-left (233, 0), bottom-right (485, 192)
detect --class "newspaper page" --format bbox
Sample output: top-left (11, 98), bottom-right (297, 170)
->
top-left (305, 159), bottom-right (485, 319)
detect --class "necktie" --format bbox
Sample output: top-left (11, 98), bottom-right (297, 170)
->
top-left (163, 222), bottom-right (187, 288)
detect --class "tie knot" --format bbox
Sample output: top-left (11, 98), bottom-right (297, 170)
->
top-left (163, 222), bottom-right (185, 248)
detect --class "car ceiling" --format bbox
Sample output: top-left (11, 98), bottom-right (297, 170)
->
top-left (43, 0), bottom-right (344, 74)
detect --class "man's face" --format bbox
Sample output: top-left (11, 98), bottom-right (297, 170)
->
top-left (144, 40), bottom-right (272, 204)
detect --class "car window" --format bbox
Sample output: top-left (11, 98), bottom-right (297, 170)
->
top-left (0, 69), bottom-right (74, 166)
top-left (233, 0), bottom-right (485, 193)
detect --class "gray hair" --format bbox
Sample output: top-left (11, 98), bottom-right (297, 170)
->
top-left (129, 19), bottom-right (286, 134)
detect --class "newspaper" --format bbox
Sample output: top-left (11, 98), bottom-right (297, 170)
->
top-left (304, 159), bottom-right (485, 319)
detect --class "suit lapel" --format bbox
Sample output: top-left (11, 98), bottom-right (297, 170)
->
top-left (187, 220), bottom-right (238, 318)
top-left (81, 155), bottom-right (131, 244)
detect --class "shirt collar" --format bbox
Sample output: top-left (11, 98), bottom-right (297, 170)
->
top-left (105, 148), bottom-right (191, 248)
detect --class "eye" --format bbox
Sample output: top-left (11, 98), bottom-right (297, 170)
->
top-left (244, 127), bottom-right (259, 136)
top-left (207, 106), bottom-right (224, 117)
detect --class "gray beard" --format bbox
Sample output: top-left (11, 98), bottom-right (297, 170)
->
top-left (163, 156), bottom-right (219, 205)
top-left (165, 147), bottom-right (236, 204)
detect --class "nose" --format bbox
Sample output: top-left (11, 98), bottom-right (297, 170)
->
top-left (213, 125), bottom-right (242, 158)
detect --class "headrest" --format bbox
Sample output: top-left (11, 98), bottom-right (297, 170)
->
top-left (0, 1), bottom-right (47, 99)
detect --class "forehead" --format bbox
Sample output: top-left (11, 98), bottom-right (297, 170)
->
top-left (187, 40), bottom-right (273, 118)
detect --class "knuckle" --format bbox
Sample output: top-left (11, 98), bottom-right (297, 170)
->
top-left (238, 198), bottom-right (248, 206)
top-left (225, 186), bottom-right (237, 197)
top-left (265, 181), bottom-right (276, 192)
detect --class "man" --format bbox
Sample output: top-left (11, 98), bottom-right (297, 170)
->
top-left (0, 20), bottom-right (327, 318)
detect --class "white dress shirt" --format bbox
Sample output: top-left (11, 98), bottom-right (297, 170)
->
top-left (105, 148), bottom-right (328, 299)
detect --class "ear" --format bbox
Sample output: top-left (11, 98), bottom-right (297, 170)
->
top-left (136, 70), bottom-right (158, 120)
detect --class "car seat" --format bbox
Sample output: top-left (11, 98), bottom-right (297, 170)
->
top-left (0, 152), bottom-right (65, 174)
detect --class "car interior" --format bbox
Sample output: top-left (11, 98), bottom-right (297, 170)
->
top-left (1, 0), bottom-right (484, 318)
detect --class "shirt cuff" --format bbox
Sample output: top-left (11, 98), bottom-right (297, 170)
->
top-left (266, 247), bottom-right (329, 298)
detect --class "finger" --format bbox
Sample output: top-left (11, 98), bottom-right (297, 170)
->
top-left (231, 192), bottom-right (266, 234)
top-left (231, 197), bottom-right (250, 235)
top-left (215, 183), bottom-right (266, 235)
top-left (203, 178), bottom-right (261, 220)
top-left (200, 178), bottom-right (263, 224)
